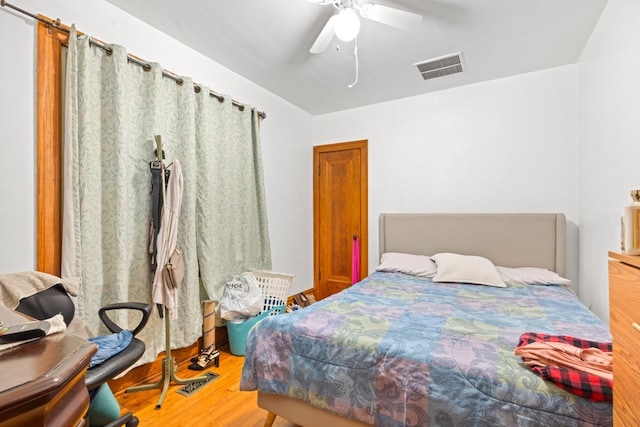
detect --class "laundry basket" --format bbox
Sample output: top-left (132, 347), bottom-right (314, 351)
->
top-left (226, 269), bottom-right (294, 356)
top-left (250, 269), bottom-right (295, 314)
top-left (226, 305), bottom-right (286, 356)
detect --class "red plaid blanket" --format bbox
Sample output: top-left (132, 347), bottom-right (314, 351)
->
top-left (516, 332), bottom-right (613, 402)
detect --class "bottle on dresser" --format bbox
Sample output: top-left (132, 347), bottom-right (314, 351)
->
top-left (623, 189), bottom-right (640, 255)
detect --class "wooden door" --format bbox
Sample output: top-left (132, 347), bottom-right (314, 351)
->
top-left (314, 140), bottom-right (368, 300)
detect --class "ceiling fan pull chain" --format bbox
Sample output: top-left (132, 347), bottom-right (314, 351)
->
top-left (348, 37), bottom-right (359, 88)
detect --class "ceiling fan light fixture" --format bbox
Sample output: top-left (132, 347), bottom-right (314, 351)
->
top-left (334, 7), bottom-right (360, 41)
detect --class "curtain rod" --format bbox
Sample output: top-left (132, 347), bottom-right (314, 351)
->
top-left (0, 0), bottom-right (267, 120)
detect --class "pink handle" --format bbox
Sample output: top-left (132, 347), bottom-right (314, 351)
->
top-left (351, 235), bottom-right (360, 284)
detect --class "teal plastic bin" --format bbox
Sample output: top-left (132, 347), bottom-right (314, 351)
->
top-left (226, 305), bottom-right (285, 356)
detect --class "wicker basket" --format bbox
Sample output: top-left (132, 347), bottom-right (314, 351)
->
top-left (250, 269), bottom-right (294, 314)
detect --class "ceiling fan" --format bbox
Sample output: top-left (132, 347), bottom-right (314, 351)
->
top-left (307, 0), bottom-right (423, 54)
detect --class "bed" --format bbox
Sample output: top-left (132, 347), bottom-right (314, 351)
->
top-left (240, 213), bottom-right (612, 427)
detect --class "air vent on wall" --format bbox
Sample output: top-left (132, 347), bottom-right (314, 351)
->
top-left (414, 52), bottom-right (464, 80)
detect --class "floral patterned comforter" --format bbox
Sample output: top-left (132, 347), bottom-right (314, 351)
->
top-left (240, 272), bottom-right (612, 426)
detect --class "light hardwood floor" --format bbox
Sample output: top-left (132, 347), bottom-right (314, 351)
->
top-left (112, 345), bottom-right (298, 427)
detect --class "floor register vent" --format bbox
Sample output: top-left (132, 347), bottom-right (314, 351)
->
top-left (415, 52), bottom-right (464, 80)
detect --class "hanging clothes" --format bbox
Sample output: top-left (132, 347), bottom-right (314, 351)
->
top-left (149, 161), bottom-right (170, 275)
top-left (351, 235), bottom-right (360, 285)
top-left (152, 159), bottom-right (184, 320)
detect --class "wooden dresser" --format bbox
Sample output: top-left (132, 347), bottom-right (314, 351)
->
top-left (608, 252), bottom-right (640, 426)
top-left (0, 306), bottom-right (96, 427)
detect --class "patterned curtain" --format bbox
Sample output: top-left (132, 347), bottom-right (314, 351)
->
top-left (62, 27), bottom-right (271, 366)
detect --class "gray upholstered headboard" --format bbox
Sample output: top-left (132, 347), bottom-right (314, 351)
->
top-left (379, 213), bottom-right (566, 276)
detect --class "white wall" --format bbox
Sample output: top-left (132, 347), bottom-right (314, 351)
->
top-left (0, 5), bottom-right (38, 271)
top-left (577, 0), bottom-right (640, 321)
top-left (313, 66), bottom-right (582, 294)
top-left (0, 0), bottom-right (314, 294)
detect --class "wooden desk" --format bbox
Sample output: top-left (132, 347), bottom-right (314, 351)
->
top-left (0, 307), bottom-right (97, 427)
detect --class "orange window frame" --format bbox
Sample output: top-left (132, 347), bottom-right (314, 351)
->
top-left (36, 18), bottom-right (70, 275)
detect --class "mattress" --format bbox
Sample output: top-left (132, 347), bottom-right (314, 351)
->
top-left (240, 271), bottom-right (612, 426)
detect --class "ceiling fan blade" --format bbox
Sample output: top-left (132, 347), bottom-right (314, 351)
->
top-left (358, 3), bottom-right (423, 30)
top-left (309, 15), bottom-right (337, 54)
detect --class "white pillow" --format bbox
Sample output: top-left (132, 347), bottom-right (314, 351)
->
top-left (375, 252), bottom-right (437, 277)
top-left (431, 253), bottom-right (506, 288)
top-left (496, 266), bottom-right (572, 286)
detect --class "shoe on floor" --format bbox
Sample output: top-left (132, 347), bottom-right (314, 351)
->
top-left (188, 345), bottom-right (219, 370)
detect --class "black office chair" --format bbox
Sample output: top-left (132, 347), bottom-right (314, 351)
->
top-left (15, 284), bottom-right (152, 427)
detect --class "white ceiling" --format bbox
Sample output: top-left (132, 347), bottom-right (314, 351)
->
top-left (103, 0), bottom-right (607, 115)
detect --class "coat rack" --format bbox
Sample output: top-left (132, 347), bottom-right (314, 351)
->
top-left (126, 135), bottom-right (209, 409)
top-left (126, 306), bottom-right (208, 409)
